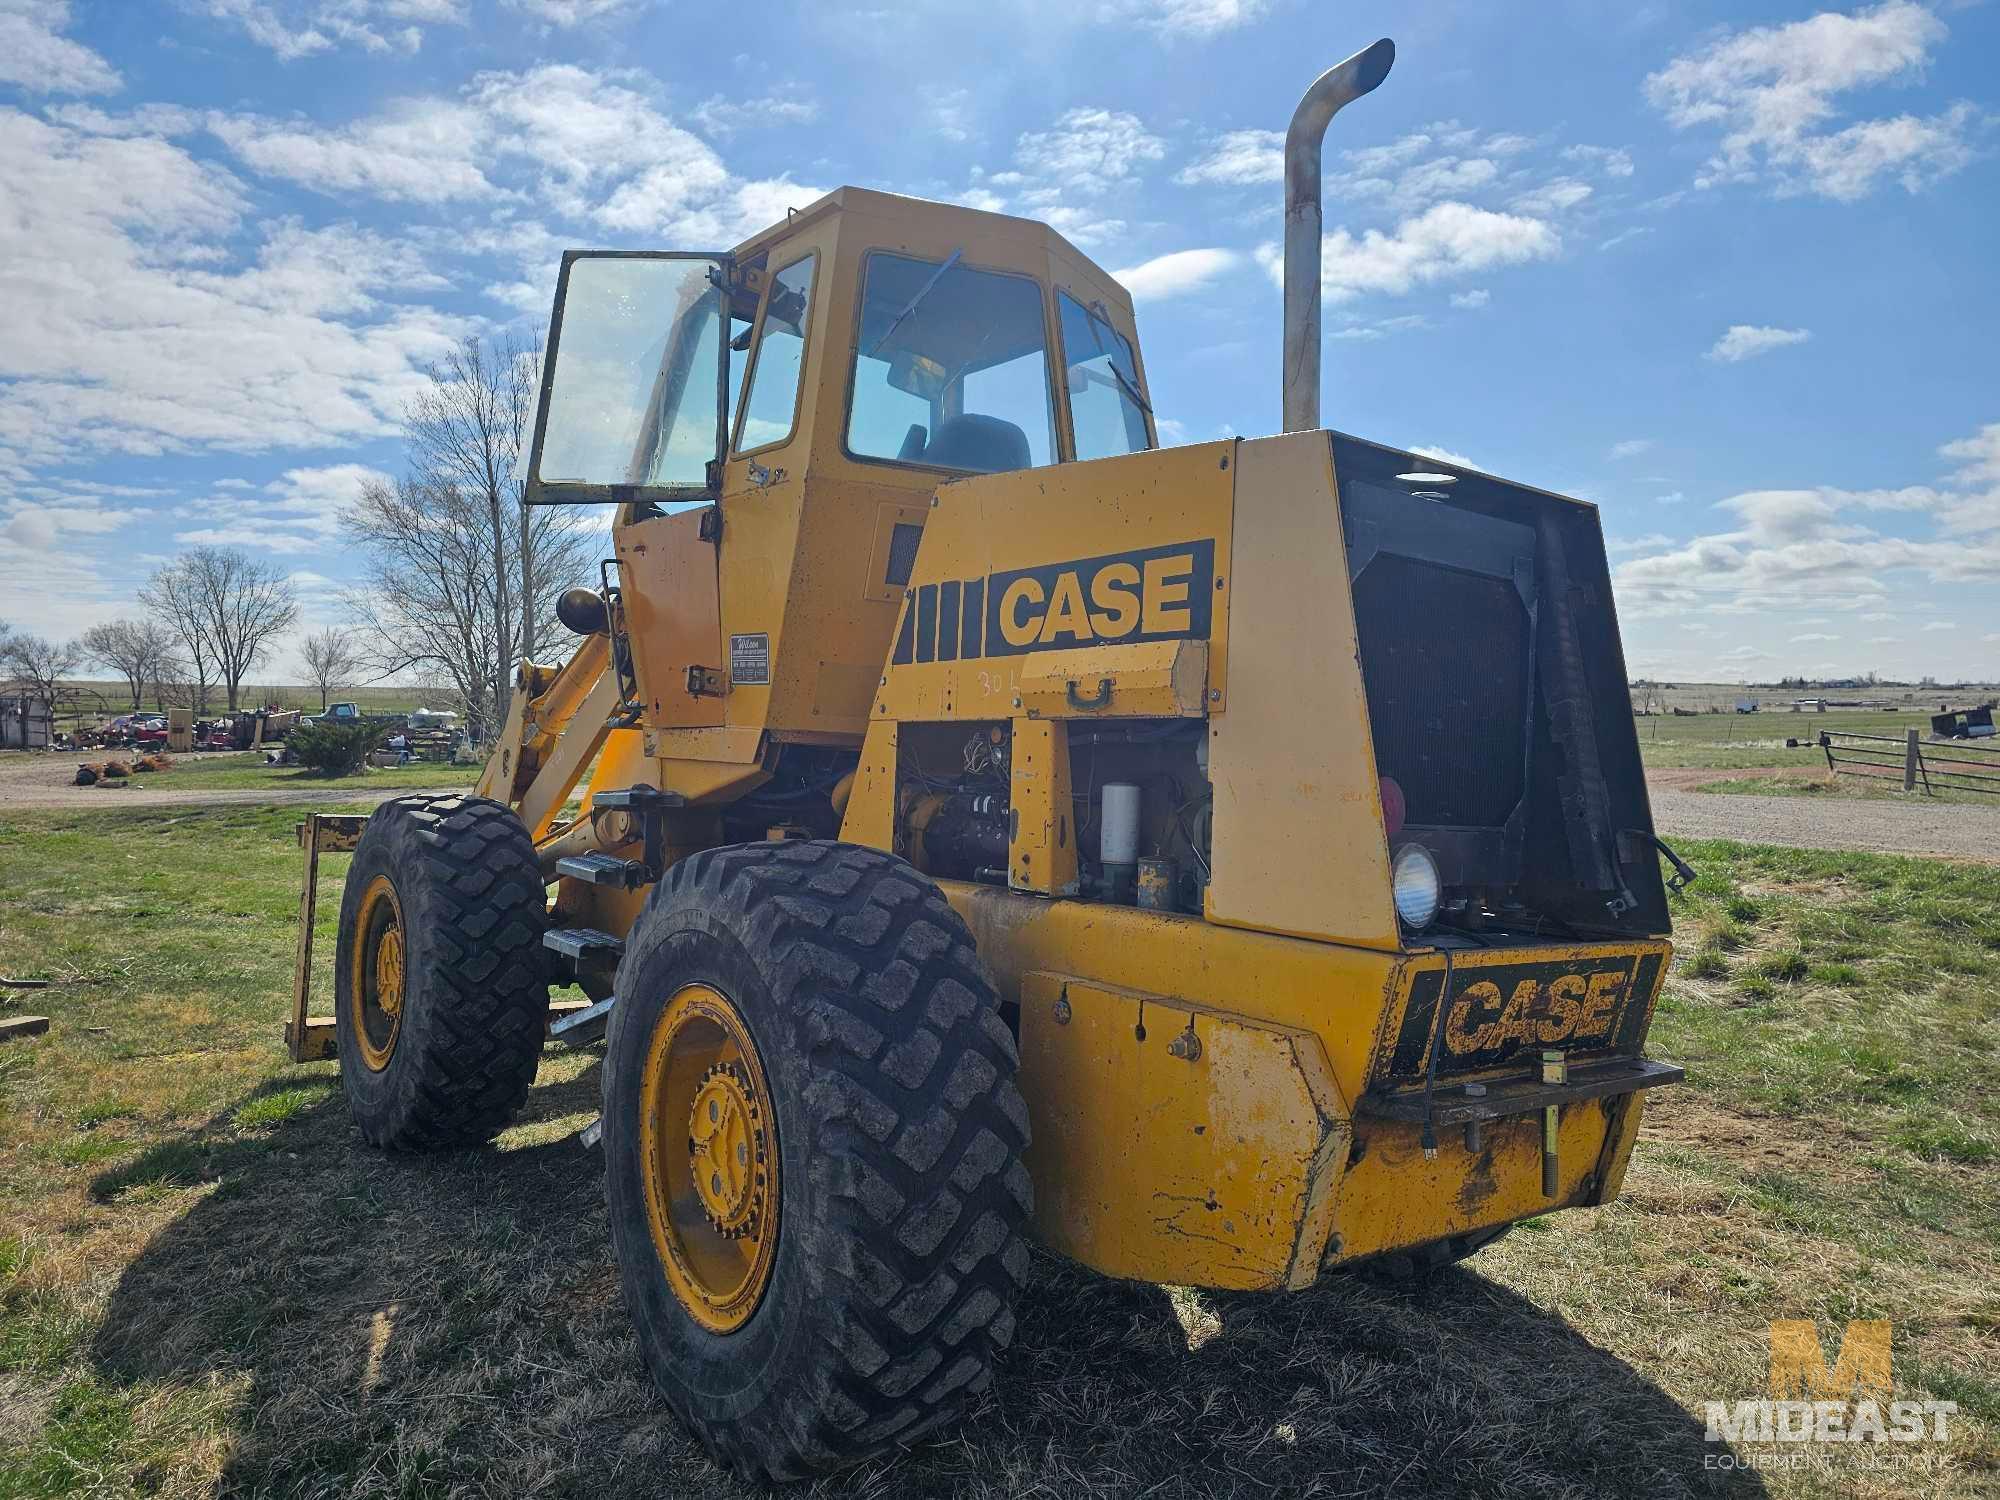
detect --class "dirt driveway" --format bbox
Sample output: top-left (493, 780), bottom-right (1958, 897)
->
top-left (0, 753), bottom-right (458, 811)
top-left (1649, 785), bottom-right (2000, 864)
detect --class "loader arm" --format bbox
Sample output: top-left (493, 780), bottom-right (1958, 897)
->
top-left (475, 632), bottom-right (623, 843)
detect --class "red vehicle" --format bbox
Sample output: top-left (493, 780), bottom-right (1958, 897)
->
top-left (133, 717), bottom-right (169, 747)
top-left (201, 723), bottom-right (238, 751)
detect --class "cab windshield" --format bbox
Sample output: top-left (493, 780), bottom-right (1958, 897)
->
top-left (846, 252), bottom-right (1056, 474)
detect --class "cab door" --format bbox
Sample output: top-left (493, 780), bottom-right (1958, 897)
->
top-left (526, 250), bottom-right (736, 729)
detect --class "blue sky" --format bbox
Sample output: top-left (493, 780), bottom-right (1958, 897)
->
top-left (1, 0), bottom-right (1995, 684)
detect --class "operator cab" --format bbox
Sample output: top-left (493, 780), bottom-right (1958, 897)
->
top-left (525, 186), bottom-right (1156, 513)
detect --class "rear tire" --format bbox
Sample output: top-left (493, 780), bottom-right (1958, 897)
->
top-left (334, 795), bottom-right (550, 1149)
top-left (602, 840), bottom-right (1032, 1482)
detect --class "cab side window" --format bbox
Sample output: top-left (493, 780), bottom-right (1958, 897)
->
top-left (736, 255), bottom-right (817, 454)
top-left (1058, 292), bottom-right (1151, 461)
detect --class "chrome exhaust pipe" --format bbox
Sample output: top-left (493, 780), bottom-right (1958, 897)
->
top-left (1282, 38), bottom-right (1395, 433)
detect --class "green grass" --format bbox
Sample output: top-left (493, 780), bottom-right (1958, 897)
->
top-left (1, 811), bottom-right (1995, 1497)
top-left (1632, 706), bottom-right (1933, 770)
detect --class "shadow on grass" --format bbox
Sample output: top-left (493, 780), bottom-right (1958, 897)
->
top-left (87, 1062), bottom-right (1760, 1500)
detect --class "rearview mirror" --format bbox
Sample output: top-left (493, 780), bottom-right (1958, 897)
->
top-left (887, 351), bottom-right (947, 402)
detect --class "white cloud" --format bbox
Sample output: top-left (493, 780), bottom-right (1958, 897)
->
top-left (1609, 533), bottom-right (1676, 554)
top-left (1408, 445), bottom-right (1480, 471)
top-left (1099, 0), bottom-right (1268, 38)
top-left (1645, 1), bottom-right (1972, 200)
top-left (959, 104), bottom-right (1166, 248)
top-left (1657, 491), bottom-right (1686, 505)
top-left (0, 108), bottom-right (459, 467)
top-left (1449, 288), bottom-right (1490, 309)
top-left (1609, 438), bottom-right (1655, 460)
top-left (1707, 324), bottom-right (1811, 362)
top-left (46, 102), bottom-right (201, 137)
top-left (176, 462), bottom-right (392, 554)
top-left (1563, 144), bottom-right (1634, 177)
top-left (1508, 177), bottom-right (1593, 215)
top-left (691, 91), bottom-right (820, 137)
top-left (1791, 631), bottom-right (1837, 642)
top-left (1113, 248), bottom-right (1241, 301)
top-left (208, 66), bottom-right (828, 249)
top-left (925, 87), bottom-right (973, 144)
top-left (1612, 419), bottom-right (2000, 623)
top-left (1013, 108), bottom-right (1165, 196)
top-left (1919, 620), bottom-right (1953, 632)
top-left (502, 0), bottom-right (641, 22)
top-left (198, 1), bottom-right (461, 59)
top-left (0, 0), bottom-right (121, 94)
top-left (1174, 128), bottom-right (1282, 187)
top-left (1257, 201), bottom-right (1560, 303)
top-left (209, 98), bottom-right (498, 203)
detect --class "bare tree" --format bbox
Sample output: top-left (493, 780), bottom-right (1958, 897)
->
top-left (343, 475), bottom-right (592, 742)
top-left (146, 547), bottom-right (298, 712)
top-left (141, 561), bottom-right (220, 715)
top-left (300, 627), bottom-right (363, 711)
top-left (81, 618), bottom-right (175, 712)
top-left (406, 334), bottom-right (543, 710)
top-left (153, 648), bottom-right (196, 713)
top-left (2, 632), bottom-right (83, 716)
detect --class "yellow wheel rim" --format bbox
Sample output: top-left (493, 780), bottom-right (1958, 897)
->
top-left (638, 983), bottom-right (779, 1334)
top-left (349, 874), bottom-right (405, 1072)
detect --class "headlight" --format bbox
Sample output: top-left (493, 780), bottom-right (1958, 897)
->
top-left (1391, 843), bottom-right (1441, 930)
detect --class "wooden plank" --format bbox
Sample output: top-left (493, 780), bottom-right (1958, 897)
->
top-left (289, 815), bottom-right (325, 1063)
top-left (0, 1015), bottom-right (51, 1042)
top-left (286, 1018), bottom-right (337, 1062)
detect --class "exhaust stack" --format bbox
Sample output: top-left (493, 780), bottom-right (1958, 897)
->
top-left (1282, 38), bottom-right (1396, 433)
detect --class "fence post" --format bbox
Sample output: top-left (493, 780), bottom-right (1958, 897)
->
top-left (1905, 729), bottom-right (1919, 792)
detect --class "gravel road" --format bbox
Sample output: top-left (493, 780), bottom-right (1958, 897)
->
top-left (9, 750), bottom-right (1999, 864)
top-left (1649, 787), bottom-right (2000, 865)
top-left (0, 753), bottom-right (458, 811)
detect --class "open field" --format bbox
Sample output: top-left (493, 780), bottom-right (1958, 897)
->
top-left (1635, 708), bottom-right (1946, 772)
top-left (1634, 706), bottom-right (2000, 812)
top-left (1, 805), bottom-right (1994, 1497)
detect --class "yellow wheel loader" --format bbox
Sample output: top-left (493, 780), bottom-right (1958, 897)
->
top-left (286, 39), bottom-right (1693, 1481)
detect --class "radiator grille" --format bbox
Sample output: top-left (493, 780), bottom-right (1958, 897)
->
top-left (1352, 555), bottom-right (1529, 828)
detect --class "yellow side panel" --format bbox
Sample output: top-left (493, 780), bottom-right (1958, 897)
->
top-left (1205, 431), bottom-right (1398, 949)
top-left (1018, 973), bottom-right (1347, 1290)
top-left (1007, 718), bottom-right (1077, 895)
top-left (1016, 639), bottom-right (1206, 720)
top-left (841, 718), bottom-right (899, 852)
top-left (617, 510), bottom-right (723, 730)
top-left (872, 442), bottom-right (1236, 723)
top-left (942, 881), bottom-right (1398, 1119)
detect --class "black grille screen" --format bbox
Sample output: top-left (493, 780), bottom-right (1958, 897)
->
top-left (1352, 555), bottom-right (1529, 827)
top-left (884, 522), bottom-right (924, 586)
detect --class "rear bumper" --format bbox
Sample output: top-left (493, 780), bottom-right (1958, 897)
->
top-left (941, 878), bottom-right (1677, 1290)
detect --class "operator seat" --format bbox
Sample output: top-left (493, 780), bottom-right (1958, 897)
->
top-left (919, 414), bottom-right (1031, 474)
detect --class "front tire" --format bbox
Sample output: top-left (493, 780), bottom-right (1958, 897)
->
top-left (334, 795), bottom-right (550, 1149)
top-left (602, 840), bottom-right (1032, 1482)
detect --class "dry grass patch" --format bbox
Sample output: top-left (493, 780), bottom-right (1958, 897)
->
top-left (2, 816), bottom-right (1996, 1497)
